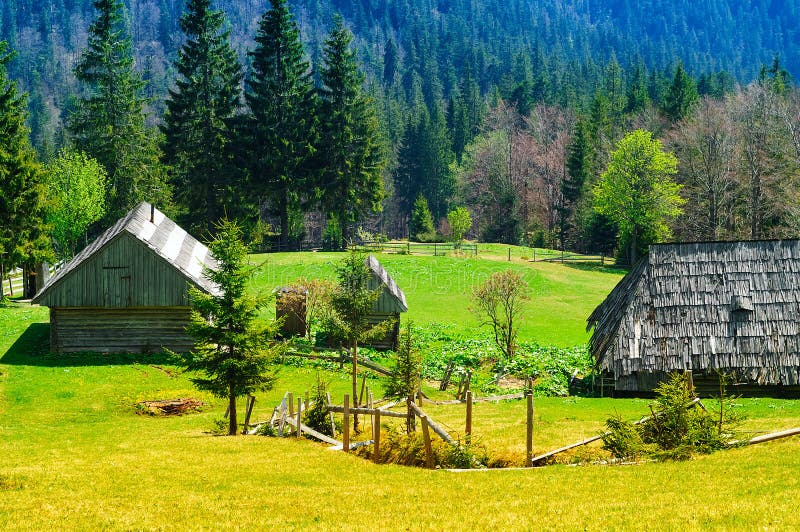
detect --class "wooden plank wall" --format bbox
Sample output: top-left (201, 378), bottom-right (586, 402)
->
top-left (37, 233), bottom-right (192, 308)
top-left (50, 307), bottom-right (194, 353)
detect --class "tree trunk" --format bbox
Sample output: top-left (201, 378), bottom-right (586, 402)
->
top-left (279, 189), bottom-right (289, 251)
top-left (351, 339), bottom-right (360, 433)
top-left (228, 383), bottom-right (237, 435)
top-left (629, 228), bottom-right (638, 266)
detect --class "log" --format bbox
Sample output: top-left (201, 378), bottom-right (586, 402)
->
top-left (411, 403), bottom-right (455, 444)
top-left (328, 440), bottom-right (374, 452)
top-left (282, 417), bottom-right (341, 446)
top-left (328, 406), bottom-right (408, 418)
top-left (465, 390), bottom-right (473, 444)
top-left (373, 409), bottom-right (381, 463)
top-left (745, 427), bottom-right (800, 446)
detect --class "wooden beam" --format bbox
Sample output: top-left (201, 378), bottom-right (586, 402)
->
top-left (410, 403), bottom-right (455, 444)
top-left (328, 406), bottom-right (408, 418)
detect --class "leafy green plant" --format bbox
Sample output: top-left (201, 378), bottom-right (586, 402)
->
top-left (303, 375), bottom-right (335, 437)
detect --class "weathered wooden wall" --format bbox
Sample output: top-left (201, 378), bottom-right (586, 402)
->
top-left (37, 233), bottom-right (193, 308)
top-left (50, 307), bottom-right (194, 353)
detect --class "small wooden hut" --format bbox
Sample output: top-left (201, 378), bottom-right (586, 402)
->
top-left (587, 240), bottom-right (800, 396)
top-left (32, 202), bottom-right (220, 354)
top-left (365, 255), bottom-right (408, 350)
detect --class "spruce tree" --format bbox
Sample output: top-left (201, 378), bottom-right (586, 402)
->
top-left (559, 118), bottom-right (592, 248)
top-left (69, 0), bottom-right (168, 222)
top-left (243, 0), bottom-right (317, 249)
top-left (0, 42), bottom-right (51, 297)
top-left (663, 62), bottom-right (699, 122)
top-left (162, 0), bottom-right (242, 235)
top-left (317, 17), bottom-right (386, 243)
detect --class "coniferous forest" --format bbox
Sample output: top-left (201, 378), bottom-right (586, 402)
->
top-left (3, 0), bottom-right (800, 289)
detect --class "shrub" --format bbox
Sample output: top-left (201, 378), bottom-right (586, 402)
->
top-left (303, 375), bottom-right (335, 438)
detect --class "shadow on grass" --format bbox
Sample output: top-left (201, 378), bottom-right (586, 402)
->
top-left (562, 262), bottom-right (629, 275)
top-left (1, 323), bottom-right (175, 367)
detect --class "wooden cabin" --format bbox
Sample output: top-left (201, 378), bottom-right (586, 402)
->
top-left (365, 255), bottom-right (408, 350)
top-left (32, 202), bottom-right (220, 354)
top-left (587, 240), bottom-right (800, 396)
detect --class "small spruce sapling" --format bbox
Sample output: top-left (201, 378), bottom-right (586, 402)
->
top-left (176, 219), bottom-right (281, 435)
top-left (386, 324), bottom-right (422, 433)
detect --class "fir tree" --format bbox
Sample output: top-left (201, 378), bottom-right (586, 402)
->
top-left (0, 42), bottom-right (51, 298)
top-left (69, 0), bottom-right (168, 222)
top-left (409, 195), bottom-right (435, 241)
top-left (243, 0), bottom-right (317, 249)
top-left (317, 17), bottom-right (386, 243)
top-left (559, 118), bottom-right (592, 248)
top-left (162, 0), bottom-right (242, 235)
top-left (177, 219), bottom-right (280, 436)
top-left (663, 62), bottom-right (699, 122)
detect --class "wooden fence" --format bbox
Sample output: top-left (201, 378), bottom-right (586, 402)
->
top-left (359, 241), bottom-right (478, 256)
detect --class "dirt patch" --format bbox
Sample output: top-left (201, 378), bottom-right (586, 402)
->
top-left (136, 398), bottom-right (203, 416)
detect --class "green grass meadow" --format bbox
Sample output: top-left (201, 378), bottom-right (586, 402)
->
top-left (3, 251), bottom-right (800, 529)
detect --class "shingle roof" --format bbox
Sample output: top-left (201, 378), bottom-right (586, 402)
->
top-left (366, 254), bottom-right (408, 312)
top-left (587, 240), bottom-right (800, 386)
top-left (33, 202), bottom-right (220, 302)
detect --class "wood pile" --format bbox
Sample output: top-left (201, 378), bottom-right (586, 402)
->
top-left (137, 398), bottom-right (203, 416)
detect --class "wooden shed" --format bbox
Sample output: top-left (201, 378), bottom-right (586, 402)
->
top-left (32, 202), bottom-right (220, 354)
top-left (587, 240), bottom-right (800, 396)
top-left (365, 255), bottom-right (408, 350)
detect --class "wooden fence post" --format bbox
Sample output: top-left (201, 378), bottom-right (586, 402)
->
top-left (288, 392), bottom-right (294, 417)
top-left (243, 395), bottom-right (255, 432)
top-left (296, 398), bottom-right (302, 438)
top-left (373, 409), bottom-right (381, 463)
top-left (420, 415), bottom-right (434, 469)
top-left (343, 394), bottom-right (350, 453)
top-left (305, 390), bottom-right (310, 410)
top-left (526, 392), bottom-right (534, 467)
top-left (326, 391), bottom-right (336, 437)
top-left (465, 390), bottom-right (473, 444)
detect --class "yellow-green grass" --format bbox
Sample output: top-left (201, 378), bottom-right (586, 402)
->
top-left (3, 304), bottom-right (800, 530)
top-left (252, 249), bottom-right (625, 346)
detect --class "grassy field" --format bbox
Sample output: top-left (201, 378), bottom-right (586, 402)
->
top-left (3, 252), bottom-right (800, 530)
top-left (252, 247), bottom-right (625, 346)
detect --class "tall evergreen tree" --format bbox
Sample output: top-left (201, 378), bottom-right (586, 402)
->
top-left (243, 0), bottom-right (317, 249)
top-left (0, 42), bottom-right (51, 297)
top-left (69, 0), bottom-right (168, 222)
top-left (663, 62), bottom-right (699, 122)
top-left (559, 118), bottom-right (592, 248)
top-left (162, 0), bottom-right (242, 235)
top-left (317, 17), bottom-right (385, 242)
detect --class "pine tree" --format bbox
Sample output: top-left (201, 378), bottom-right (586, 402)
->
top-left (243, 0), bottom-right (317, 249)
top-left (0, 41), bottom-right (51, 298)
top-left (317, 17), bottom-right (386, 243)
top-left (162, 0), bottom-right (242, 235)
top-left (409, 195), bottom-right (435, 241)
top-left (663, 62), bottom-right (699, 122)
top-left (69, 0), bottom-right (168, 222)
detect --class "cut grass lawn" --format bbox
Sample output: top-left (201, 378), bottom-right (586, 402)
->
top-left (252, 249), bottom-right (625, 346)
top-left (3, 302), bottom-right (800, 529)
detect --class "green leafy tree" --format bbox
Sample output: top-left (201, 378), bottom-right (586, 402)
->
top-left (447, 206), bottom-right (472, 248)
top-left (409, 195), bottom-right (435, 241)
top-left (593, 130), bottom-right (684, 265)
top-left (177, 220), bottom-right (280, 436)
top-left (663, 62), bottom-right (699, 122)
top-left (0, 41), bottom-right (52, 299)
top-left (162, 0), bottom-right (243, 235)
top-left (69, 0), bottom-right (168, 222)
top-left (317, 17), bottom-right (386, 242)
top-left (326, 251), bottom-right (394, 433)
top-left (243, 0), bottom-right (317, 249)
top-left (386, 324), bottom-right (422, 434)
top-left (44, 150), bottom-right (107, 260)
top-left (471, 270), bottom-right (529, 361)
